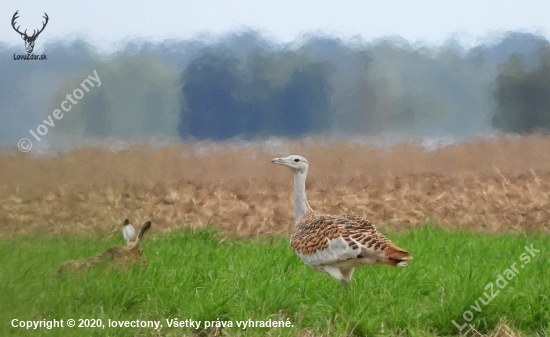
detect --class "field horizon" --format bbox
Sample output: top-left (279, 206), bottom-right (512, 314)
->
top-left (2, 136), bottom-right (550, 236)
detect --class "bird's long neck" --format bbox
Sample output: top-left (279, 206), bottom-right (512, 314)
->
top-left (293, 171), bottom-right (312, 225)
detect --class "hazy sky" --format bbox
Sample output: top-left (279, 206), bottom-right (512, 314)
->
top-left (3, 0), bottom-right (550, 51)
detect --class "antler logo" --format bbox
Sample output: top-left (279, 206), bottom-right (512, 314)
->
top-left (11, 11), bottom-right (49, 54)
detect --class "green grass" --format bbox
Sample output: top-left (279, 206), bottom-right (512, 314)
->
top-left (1, 226), bottom-right (549, 336)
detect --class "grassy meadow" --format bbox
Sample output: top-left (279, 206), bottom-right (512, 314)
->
top-left (1, 138), bottom-right (550, 336)
top-left (1, 227), bottom-right (549, 336)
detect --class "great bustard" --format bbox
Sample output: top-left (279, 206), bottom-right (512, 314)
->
top-left (272, 155), bottom-right (412, 289)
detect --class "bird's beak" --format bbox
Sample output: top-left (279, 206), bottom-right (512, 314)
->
top-left (271, 157), bottom-right (284, 164)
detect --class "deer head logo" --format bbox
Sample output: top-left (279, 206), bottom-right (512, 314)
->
top-left (11, 11), bottom-right (49, 54)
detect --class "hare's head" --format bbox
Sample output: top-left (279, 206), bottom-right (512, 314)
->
top-left (114, 219), bottom-right (152, 264)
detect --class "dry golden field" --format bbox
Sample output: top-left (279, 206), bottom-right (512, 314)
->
top-left (2, 136), bottom-right (550, 237)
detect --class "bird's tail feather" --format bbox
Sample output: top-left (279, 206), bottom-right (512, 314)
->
top-left (386, 244), bottom-right (413, 266)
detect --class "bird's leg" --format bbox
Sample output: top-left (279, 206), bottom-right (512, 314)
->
top-left (341, 268), bottom-right (355, 290)
top-left (342, 268), bottom-right (355, 283)
top-left (341, 279), bottom-right (349, 291)
top-left (320, 265), bottom-right (349, 289)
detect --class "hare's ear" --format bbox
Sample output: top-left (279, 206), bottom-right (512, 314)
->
top-left (122, 219), bottom-right (136, 247)
top-left (135, 221), bottom-right (152, 244)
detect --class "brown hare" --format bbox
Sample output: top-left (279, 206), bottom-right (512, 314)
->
top-left (58, 219), bottom-right (152, 273)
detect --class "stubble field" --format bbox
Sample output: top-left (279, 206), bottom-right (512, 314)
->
top-left (2, 136), bottom-right (550, 236)
top-left (1, 136), bottom-right (550, 336)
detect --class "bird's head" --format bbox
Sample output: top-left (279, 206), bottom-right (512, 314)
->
top-left (271, 155), bottom-right (309, 174)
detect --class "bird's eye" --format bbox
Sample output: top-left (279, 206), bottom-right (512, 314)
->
top-left (294, 158), bottom-right (300, 162)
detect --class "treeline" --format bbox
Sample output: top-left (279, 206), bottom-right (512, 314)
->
top-left (177, 32), bottom-right (550, 140)
top-left (179, 48), bottom-right (334, 140)
top-left (1, 31), bottom-right (550, 146)
top-left (492, 45), bottom-right (550, 133)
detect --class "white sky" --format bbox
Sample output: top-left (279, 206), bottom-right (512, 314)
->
top-left (3, 0), bottom-right (550, 51)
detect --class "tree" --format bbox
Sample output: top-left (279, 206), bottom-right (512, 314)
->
top-left (180, 52), bottom-right (243, 140)
top-left (493, 46), bottom-right (550, 133)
